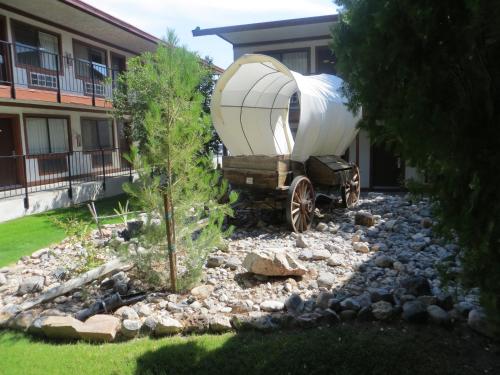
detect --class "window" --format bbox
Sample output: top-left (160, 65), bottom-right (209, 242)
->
top-left (81, 118), bottom-right (113, 150)
top-left (73, 41), bottom-right (108, 83)
top-left (316, 46), bottom-right (337, 75)
top-left (26, 117), bottom-right (69, 154)
top-left (25, 117), bottom-right (69, 175)
top-left (264, 49), bottom-right (309, 74)
top-left (12, 21), bottom-right (59, 71)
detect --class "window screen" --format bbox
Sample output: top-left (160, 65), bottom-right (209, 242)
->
top-left (81, 119), bottom-right (113, 150)
top-left (26, 117), bottom-right (69, 154)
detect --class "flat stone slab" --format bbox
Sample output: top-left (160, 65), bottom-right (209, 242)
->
top-left (79, 315), bottom-right (121, 342)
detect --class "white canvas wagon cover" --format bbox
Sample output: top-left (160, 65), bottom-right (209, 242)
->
top-left (211, 54), bottom-right (361, 162)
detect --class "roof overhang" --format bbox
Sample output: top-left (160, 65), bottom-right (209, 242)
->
top-left (192, 14), bottom-right (338, 48)
top-left (0, 0), bottom-right (160, 54)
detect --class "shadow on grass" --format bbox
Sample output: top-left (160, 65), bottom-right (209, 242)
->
top-left (134, 323), bottom-right (499, 375)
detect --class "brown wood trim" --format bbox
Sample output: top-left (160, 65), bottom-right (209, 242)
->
top-left (0, 113), bottom-right (24, 184)
top-left (80, 116), bottom-right (115, 150)
top-left (0, 3), bottom-right (146, 56)
top-left (10, 19), bottom-right (65, 75)
top-left (234, 35), bottom-right (332, 49)
top-left (0, 100), bottom-right (109, 113)
top-left (22, 113), bottom-right (72, 155)
top-left (259, 47), bottom-right (311, 75)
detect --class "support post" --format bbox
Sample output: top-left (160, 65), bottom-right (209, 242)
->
top-left (55, 54), bottom-right (61, 103)
top-left (67, 152), bottom-right (73, 199)
top-left (22, 154), bottom-right (29, 209)
top-left (101, 149), bottom-right (106, 190)
top-left (163, 191), bottom-right (177, 292)
top-left (8, 43), bottom-right (16, 99)
top-left (90, 62), bottom-right (96, 106)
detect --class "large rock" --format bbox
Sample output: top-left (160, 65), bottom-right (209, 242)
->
top-left (355, 212), bottom-right (375, 227)
top-left (372, 301), bottom-right (394, 321)
top-left (114, 306), bottom-right (139, 321)
top-left (17, 276), bottom-right (45, 295)
top-left (427, 305), bottom-right (451, 326)
top-left (311, 249), bottom-right (331, 261)
top-left (9, 311), bottom-right (36, 331)
top-left (243, 250), bottom-right (307, 277)
top-left (353, 242), bottom-right (370, 253)
top-left (400, 276), bottom-right (431, 297)
top-left (79, 315), bottom-right (121, 342)
top-left (121, 319), bottom-right (142, 338)
top-left (317, 272), bottom-right (335, 288)
top-left (285, 294), bottom-right (304, 315)
top-left (402, 300), bottom-right (428, 323)
top-left (374, 255), bottom-right (394, 268)
top-left (468, 309), bottom-right (495, 338)
top-left (155, 317), bottom-right (183, 336)
top-left (260, 300), bottom-right (285, 312)
top-left (0, 304), bottom-right (20, 327)
top-left (191, 284), bottom-right (214, 299)
top-left (209, 316), bottom-right (232, 333)
top-left (41, 316), bottom-right (84, 340)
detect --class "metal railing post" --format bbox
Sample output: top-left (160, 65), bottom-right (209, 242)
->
top-left (8, 43), bottom-right (16, 99)
top-left (22, 155), bottom-right (29, 209)
top-left (55, 54), bottom-right (61, 103)
top-left (101, 149), bottom-right (106, 190)
top-left (67, 151), bottom-right (73, 199)
top-left (90, 62), bottom-right (96, 106)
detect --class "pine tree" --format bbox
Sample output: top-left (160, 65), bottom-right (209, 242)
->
top-left (113, 31), bottom-right (236, 291)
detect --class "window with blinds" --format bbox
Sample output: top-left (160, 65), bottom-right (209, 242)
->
top-left (264, 49), bottom-right (310, 75)
top-left (25, 117), bottom-right (69, 175)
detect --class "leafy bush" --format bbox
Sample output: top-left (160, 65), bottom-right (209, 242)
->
top-left (331, 0), bottom-right (500, 331)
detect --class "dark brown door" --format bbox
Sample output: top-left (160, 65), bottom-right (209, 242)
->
top-left (0, 118), bottom-right (19, 187)
top-left (371, 143), bottom-right (403, 188)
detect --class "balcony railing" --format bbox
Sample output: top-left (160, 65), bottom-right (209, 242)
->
top-left (0, 148), bottom-right (133, 208)
top-left (0, 40), bottom-right (121, 107)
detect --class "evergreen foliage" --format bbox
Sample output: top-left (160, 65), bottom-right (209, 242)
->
top-left (331, 0), bottom-right (500, 330)
top-left (113, 31), bottom-right (236, 290)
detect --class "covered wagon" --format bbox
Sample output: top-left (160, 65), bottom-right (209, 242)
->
top-left (212, 54), bottom-right (361, 232)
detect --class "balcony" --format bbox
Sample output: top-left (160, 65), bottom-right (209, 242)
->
top-left (0, 40), bottom-right (121, 107)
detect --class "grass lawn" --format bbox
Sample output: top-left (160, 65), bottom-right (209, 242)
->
top-left (0, 194), bottom-right (131, 267)
top-left (0, 323), bottom-right (497, 375)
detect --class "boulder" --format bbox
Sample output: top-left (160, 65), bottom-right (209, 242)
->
top-left (207, 255), bottom-right (225, 268)
top-left (316, 222), bottom-right (328, 232)
top-left (79, 315), bottom-right (121, 342)
top-left (295, 235), bottom-right (309, 249)
top-left (371, 301), bottom-right (394, 321)
top-left (468, 309), bottom-right (495, 338)
top-left (355, 212), bottom-right (375, 227)
top-left (191, 284), bottom-right (214, 299)
top-left (17, 276), bottom-right (45, 295)
top-left (121, 319), bottom-right (142, 338)
top-left (31, 248), bottom-right (49, 259)
top-left (353, 242), bottom-right (370, 253)
top-left (427, 305), bottom-right (451, 326)
top-left (285, 294), bottom-right (304, 315)
top-left (114, 306), bottom-right (139, 321)
top-left (374, 255), bottom-right (394, 268)
top-left (209, 316), bottom-right (232, 333)
top-left (41, 316), bottom-right (84, 340)
top-left (317, 272), bottom-right (335, 288)
top-left (224, 257), bottom-right (241, 270)
top-left (260, 300), bottom-right (285, 312)
top-left (311, 249), bottom-right (331, 261)
top-left (327, 254), bottom-right (344, 267)
top-left (242, 250), bottom-right (307, 277)
top-left (400, 276), bottom-right (431, 297)
top-left (340, 298), bottom-right (361, 311)
top-left (0, 304), bottom-right (20, 327)
top-left (316, 292), bottom-right (335, 310)
top-left (9, 311), bottom-right (36, 331)
top-left (402, 300), bottom-right (428, 323)
top-left (155, 317), bottom-right (183, 336)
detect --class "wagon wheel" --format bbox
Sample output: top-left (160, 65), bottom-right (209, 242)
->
top-left (341, 164), bottom-right (361, 208)
top-left (286, 176), bottom-right (315, 233)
